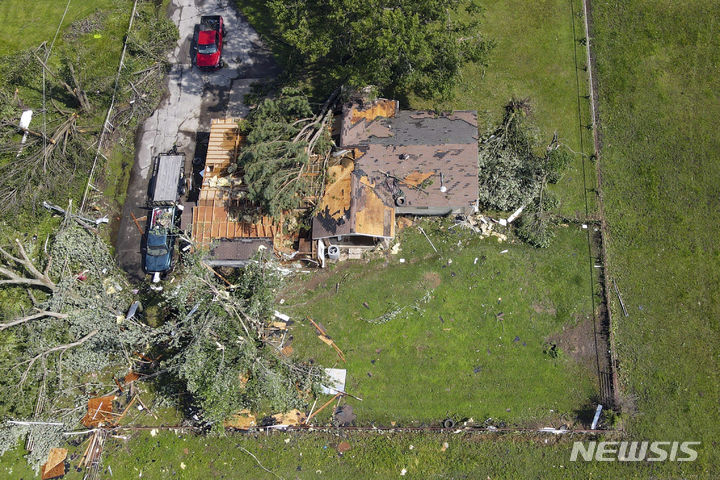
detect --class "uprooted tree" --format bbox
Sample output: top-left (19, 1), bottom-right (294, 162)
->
top-left (478, 98), bottom-right (572, 247)
top-left (0, 210), bottom-right (152, 470)
top-left (269, 0), bottom-right (492, 99)
top-left (234, 87), bottom-right (334, 219)
top-left (154, 251), bottom-right (322, 428)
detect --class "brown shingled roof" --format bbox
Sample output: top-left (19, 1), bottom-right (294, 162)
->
top-left (312, 100), bottom-right (479, 240)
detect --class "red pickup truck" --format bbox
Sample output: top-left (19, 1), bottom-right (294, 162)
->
top-left (195, 15), bottom-right (225, 69)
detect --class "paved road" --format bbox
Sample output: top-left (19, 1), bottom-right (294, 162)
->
top-left (116, 0), bottom-right (277, 281)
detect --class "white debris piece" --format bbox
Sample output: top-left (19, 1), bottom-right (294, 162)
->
top-left (274, 311), bottom-right (290, 322)
top-left (320, 368), bottom-right (346, 395)
top-left (506, 205), bottom-right (525, 224)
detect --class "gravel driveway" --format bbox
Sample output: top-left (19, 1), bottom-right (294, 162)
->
top-left (115, 0), bottom-right (277, 281)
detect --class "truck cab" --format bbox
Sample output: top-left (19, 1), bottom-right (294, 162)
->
top-left (144, 206), bottom-right (176, 274)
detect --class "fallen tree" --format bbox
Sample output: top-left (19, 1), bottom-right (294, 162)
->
top-left (154, 251), bottom-right (322, 428)
top-left (235, 87), bottom-right (335, 219)
top-left (478, 99), bottom-right (571, 247)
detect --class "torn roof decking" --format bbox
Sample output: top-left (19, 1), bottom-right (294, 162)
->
top-left (312, 158), bottom-right (395, 239)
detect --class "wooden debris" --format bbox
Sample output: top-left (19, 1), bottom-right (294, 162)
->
top-left (41, 448), bottom-right (67, 480)
top-left (223, 409), bottom-right (257, 429)
top-left (308, 317), bottom-right (346, 362)
top-left (305, 393), bottom-right (341, 424)
top-left (271, 409), bottom-right (306, 426)
top-left (82, 396), bottom-right (116, 428)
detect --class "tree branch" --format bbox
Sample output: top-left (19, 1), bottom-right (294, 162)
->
top-left (0, 241), bottom-right (56, 291)
top-left (20, 330), bottom-right (99, 385)
top-left (0, 310), bottom-right (68, 331)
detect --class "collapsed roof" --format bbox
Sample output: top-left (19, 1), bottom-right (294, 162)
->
top-left (313, 99), bottom-right (479, 240)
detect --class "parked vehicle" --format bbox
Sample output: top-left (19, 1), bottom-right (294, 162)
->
top-left (148, 151), bottom-right (185, 206)
top-left (143, 150), bottom-right (185, 275)
top-left (144, 206), bottom-right (176, 274)
top-left (195, 15), bottom-right (225, 69)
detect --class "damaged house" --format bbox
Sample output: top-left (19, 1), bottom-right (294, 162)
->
top-left (184, 118), bottom-right (278, 267)
top-left (185, 100), bottom-right (479, 266)
top-left (312, 99), bottom-right (479, 257)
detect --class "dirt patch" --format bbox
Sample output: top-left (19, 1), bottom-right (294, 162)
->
top-left (423, 271), bottom-right (441, 289)
top-left (549, 314), bottom-right (600, 372)
top-left (532, 302), bottom-right (557, 315)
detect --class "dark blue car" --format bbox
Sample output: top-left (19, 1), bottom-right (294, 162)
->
top-left (143, 206), bottom-right (176, 274)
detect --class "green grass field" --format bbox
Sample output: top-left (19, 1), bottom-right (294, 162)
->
top-left (3, 0), bottom-right (719, 477)
top-left (591, 0), bottom-right (720, 469)
top-left (411, 0), bottom-right (596, 220)
top-left (286, 220), bottom-right (598, 426)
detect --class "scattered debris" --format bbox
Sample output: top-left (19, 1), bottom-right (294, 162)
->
top-left (417, 226), bottom-right (438, 253)
top-left (613, 278), bottom-right (629, 317)
top-left (337, 440), bottom-right (352, 453)
top-left (334, 405), bottom-right (356, 427)
top-left (224, 410), bottom-right (257, 430)
top-left (363, 290), bottom-right (433, 325)
top-left (82, 396), bottom-right (116, 428)
top-left (309, 318), bottom-right (346, 362)
top-left (274, 311), bottom-right (290, 322)
top-left (270, 409), bottom-right (307, 426)
top-left (41, 448), bottom-right (67, 480)
top-left (390, 243), bottom-right (401, 254)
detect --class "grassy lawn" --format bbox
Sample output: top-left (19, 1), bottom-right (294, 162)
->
top-left (0, 0), bottom-right (116, 56)
top-left (285, 220), bottom-right (598, 425)
top-left (591, 0), bottom-right (720, 467)
top-left (410, 0), bottom-right (596, 220)
top-left (4, 429), bottom-right (711, 480)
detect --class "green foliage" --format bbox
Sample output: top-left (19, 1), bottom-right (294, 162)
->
top-left (515, 207), bottom-right (555, 249)
top-left (0, 423), bottom-right (66, 473)
top-left (268, 0), bottom-right (492, 99)
top-left (158, 252), bottom-right (321, 426)
top-left (237, 88), bottom-right (329, 218)
top-left (478, 100), bottom-right (570, 247)
top-left (478, 99), bottom-right (543, 211)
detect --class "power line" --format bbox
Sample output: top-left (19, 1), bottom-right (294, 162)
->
top-left (80, 0), bottom-right (140, 213)
top-left (42, 0), bottom-right (72, 171)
